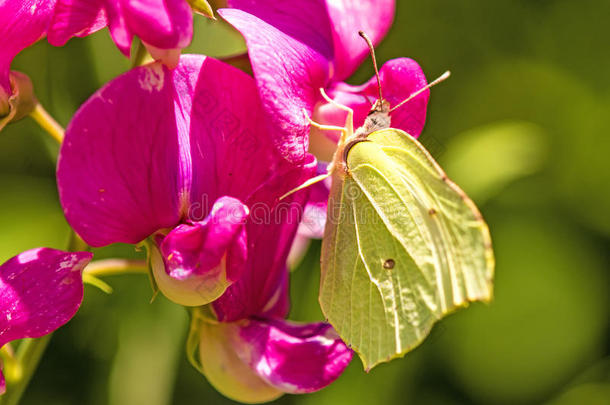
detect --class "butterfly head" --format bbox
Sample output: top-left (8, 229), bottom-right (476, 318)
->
top-left (357, 31), bottom-right (450, 134)
top-left (354, 99), bottom-right (391, 138)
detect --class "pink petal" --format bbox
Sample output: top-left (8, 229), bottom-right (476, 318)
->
top-left (0, 0), bottom-right (57, 95)
top-left (220, 1), bottom-right (333, 162)
top-left (0, 248), bottom-right (91, 346)
top-left (212, 155), bottom-right (316, 322)
top-left (180, 54), bottom-right (298, 211)
top-left (234, 318), bottom-right (353, 393)
top-left (326, 0), bottom-right (395, 80)
top-left (160, 196), bottom-right (248, 281)
top-left (47, 0), bottom-right (108, 47)
top-left (320, 58), bottom-right (429, 140)
top-left (143, 44), bottom-right (181, 68)
top-left (286, 233), bottom-right (311, 269)
top-left (57, 63), bottom-right (184, 246)
top-left (104, 0), bottom-right (132, 55)
top-left (291, 165), bottom-right (331, 266)
top-left (121, 0), bottom-right (193, 51)
top-left (149, 240), bottom-right (230, 307)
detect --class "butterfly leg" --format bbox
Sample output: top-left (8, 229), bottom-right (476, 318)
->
top-left (279, 172), bottom-right (330, 201)
top-left (319, 88), bottom-right (354, 139)
top-left (303, 108), bottom-right (348, 135)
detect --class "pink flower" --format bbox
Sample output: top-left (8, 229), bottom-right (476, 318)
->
top-left (0, 1), bottom-right (57, 119)
top-left (197, 317), bottom-right (352, 402)
top-left (0, 0), bottom-right (194, 96)
top-left (58, 55), bottom-right (314, 306)
top-left (0, 248), bottom-right (92, 393)
top-left (219, 0), bottom-right (430, 164)
top-left (48, 0), bottom-right (194, 68)
top-left (56, 54), bottom-right (351, 399)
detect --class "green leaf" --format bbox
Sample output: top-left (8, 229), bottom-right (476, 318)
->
top-left (320, 128), bottom-right (494, 370)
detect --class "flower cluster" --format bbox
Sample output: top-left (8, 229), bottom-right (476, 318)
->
top-left (0, 0), bottom-right (431, 401)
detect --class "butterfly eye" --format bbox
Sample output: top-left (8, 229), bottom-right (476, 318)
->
top-left (383, 259), bottom-right (395, 269)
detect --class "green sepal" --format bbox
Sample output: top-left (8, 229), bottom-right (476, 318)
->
top-left (185, 306), bottom-right (217, 375)
top-left (186, 0), bottom-right (215, 19)
top-left (140, 238), bottom-right (160, 302)
top-left (0, 344), bottom-right (22, 384)
top-left (82, 273), bottom-right (113, 294)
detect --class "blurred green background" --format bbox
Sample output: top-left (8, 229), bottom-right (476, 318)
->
top-left (1, 1), bottom-right (608, 404)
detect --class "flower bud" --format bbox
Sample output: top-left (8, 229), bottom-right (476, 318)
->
top-left (0, 71), bottom-right (36, 131)
top-left (149, 196), bottom-right (249, 307)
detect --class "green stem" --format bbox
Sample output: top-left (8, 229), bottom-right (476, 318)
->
top-left (29, 103), bottom-right (64, 144)
top-left (1, 335), bottom-right (52, 405)
top-left (131, 40), bottom-right (152, 68)
top-left (67, 231), bottom-right (89, 252)
top-left (84, 259), bottom-right (148, 278)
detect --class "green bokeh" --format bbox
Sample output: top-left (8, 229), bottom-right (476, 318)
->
top-left (1, 1), bottom-right (608, 405)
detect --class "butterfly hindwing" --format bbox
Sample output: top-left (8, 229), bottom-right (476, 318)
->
top-left (320, 128), bottom-right (494, 370)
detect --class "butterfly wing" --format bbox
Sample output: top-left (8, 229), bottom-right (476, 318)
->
top-left (320, 128), bottom-right (494, 370)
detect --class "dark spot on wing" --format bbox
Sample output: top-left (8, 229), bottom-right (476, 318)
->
top-left (428, 208), bottom-right (437, 216)
top-left (383, 259), bottom-right (395, 269)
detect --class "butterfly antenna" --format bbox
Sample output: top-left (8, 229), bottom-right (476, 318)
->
top-left (389, 71), bottom-right (451, 114)
top-left (358, 31), bottom-right (383, 103)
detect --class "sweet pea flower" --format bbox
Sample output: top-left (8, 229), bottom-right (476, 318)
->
top-left (196, 315), bottom-right (352, 402)
top-left (0, 248), bottom-right (92, 393)
top-left (57, 54), bottom-right (351, 400)
top-left (0, 0), bottom-right (195, 90)
top-left (190, 182), bottom-right (351, 402)
top-left (57, 54), bottom-right (315, 307)
top-left (219, 0), bottom-right (429, 164)
top-left (48, 0), bottom-right (196, 68)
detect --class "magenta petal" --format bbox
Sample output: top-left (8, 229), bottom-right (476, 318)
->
top-left (104, 0), bottom-right (132, 55)
top-left (364, 58), bottom-right (429, 137)
top-left (0, 0), bottom-right (57, 95)
top-left (47, 0), bottom-right (108, 47)
top-left (180, 54), bottom-right (290, 210)
top-left (0, 248), bottom-right (92, 346)
top-left (0, 248), bottom-right (91, 393)
top-left (234, 318), bottom-right (352, 393)
top-left (326, 0), bottom-right (395, 80)
top-left (57, 63), bottom-right (184, 247)
top-left (122, 0), bottom-right (193, 51)
top-left (220, 2), bottom-right (333, 162)
top-left (160, 196), bottom-right (248, 281)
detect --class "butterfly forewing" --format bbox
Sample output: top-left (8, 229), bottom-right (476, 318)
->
top-left (320, 128), bottom-right (494, 370)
